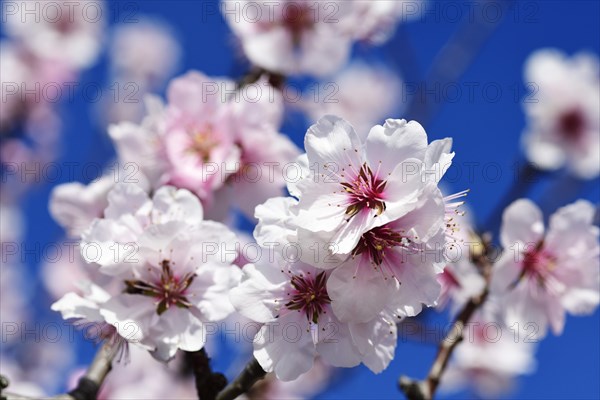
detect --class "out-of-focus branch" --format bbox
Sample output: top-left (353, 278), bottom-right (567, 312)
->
top-left (187, 348), bottom-right (227, 400)
top-left (406, 0), bottom-right (514, 126)
top-left (1, 340), bottom-right (117, 400)
top-left (399, 236), bottom-right (494, 400)
top-left (216, 358), bottom-right (266, 400)
top-left (236, 67), bottom-right (286, 90)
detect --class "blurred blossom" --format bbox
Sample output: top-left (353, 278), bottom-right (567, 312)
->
top-left (109, 18), bottom-right (182, 91)
top-left (90, 346), bottom-right (196, 399)
top-left (109, 96), bottom-right (168, 187)
top-left (491, 199), bottom-right (600, 339)
top-left (41, 240), bottom-right (113, 300)
top-left (223, 0), bottom-right (356, 76)
top-left (522, 49), bottom-right (600, 179)
top-left (4, 0), bottom-right (105, 70)
top-left (49, 171), bottom-right (152, 238)
top-left (302, 62), bottom-right (403, 134)
top-left (109, 72), bottom-right (299, 220)
top-left (17, 339), bottom-right (76, 393)
top-left (243, 358), bottom-right (333, 399)
top-left (0, 203), bottom-right (24, 244)
top-left (0, 361), bottom-right (46, 398)
top-left (100, 17), bottom-right (182, 125)
top-left (0, 265), bottom-right (32, 336)
top-left (342, 0), bottom-right (426, 44)
top-left (0, 41), bottom-right (32, 132)
top-left (49, 174), bottom-right (117, 238)
top-left (437, 214), bottom-right (486, 314)
top-left (0, 205), bottom-right (30, 326)
top-left (441, 314), bottom-right (536, 398)
top-left (0, 40), bottom-right (65, 136)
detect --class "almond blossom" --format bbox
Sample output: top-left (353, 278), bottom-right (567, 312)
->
top-left (522, 49), bottom-right (600, 179)
top-left (232, 196), bottom-right (399, 380)
top-left (4, 0), bottom-right (105, 71)
top-left (73, 183), bottom-right (241, 360)
top-left (441, 314), bottom-right (536, 398)
top-left (325, 183), bottom-right (447, 323)
top-left (49, 174), bottom-right (120, 238)
top-left (108, 71), bottom-right (299, 219)
top-left (293, 116), bottom-right (451, 256)
top-left (109, 18), bottom-right (181, 92)
top-left (223, 0), bottom-right (355, 77)
top-left (342, 0), bottom-right (425, 44)
top-left (491, 199), bottom-right (600, 338)
top-left (230, 257), bottom-right (397, 381)
top-left (252, 116), bottom-right (454, 324)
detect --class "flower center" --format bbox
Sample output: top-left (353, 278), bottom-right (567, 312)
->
top-left (281, 3), bottom-right (315, 45)
top-left (522, 247), bottom-right (556, 278)
top-left (342, 163), bottom-right (387, 219)
top-left (512, 243), bottom-right (556, 288)
top-left (558, 109), bottom-right (585, 141)
top-left (188, 125), bottom-right (218, 162)
top-left (352, 226), bottom-right (407, 265)
top-left (124, 259), bottom-right (195, 316)
top-left (285, 271), bottom-right (331, 324)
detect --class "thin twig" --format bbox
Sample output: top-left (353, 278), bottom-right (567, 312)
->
top-left (216, 358), bottom-right (266, 400)
top-left (399, 237), bottom-right (493, 400)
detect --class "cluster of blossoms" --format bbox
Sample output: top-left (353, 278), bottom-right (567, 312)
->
top-left (48, 104), bottom-right (599, 396)
top-left (223, 0), bottom-right (423, 77)
top-left (231, 115), bottom-right (459, 380)
top-left (3, 0), bottom-right (599, 398)
top-left (51, 111), bottom-right (460, 380)
top-left (107, 71), bottom-right (300, 219)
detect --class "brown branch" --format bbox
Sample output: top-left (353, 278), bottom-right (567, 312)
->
top-left (187, 349), bottom-right (227, 400)
top-left (1, 340), bottom-right (117, 400)
top-left (399, 236), bottom-right (493, 400)
top-left (216, 358), bottom-right (266, 400)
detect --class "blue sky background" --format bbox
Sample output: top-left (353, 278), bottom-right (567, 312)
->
top-left (3, 0), bottom-right (599, 398)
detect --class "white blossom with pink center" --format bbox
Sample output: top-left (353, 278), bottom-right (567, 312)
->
top-left (76, 182), bottom-right (241, 360)
top-left (4, 0), bottom-right (105, 70)
top-left (325, 183), bottom-right (447, 323)
top-left (230, 257), bottom-right (397, 381)
top-left (522, 49), bottom-right (600, 178)
top-left (292, 116), bottom-right (451, 256)
top-left (234, 196), bottom-right (398, 380)
top-left (223, 0), bottom-right (355, 77)
top-left (491, 199), bottom-right (600, 338)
